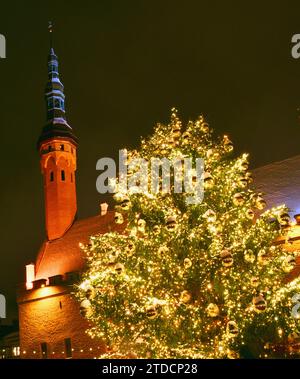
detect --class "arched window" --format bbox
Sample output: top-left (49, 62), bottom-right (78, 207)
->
top-left (54, 98), bottom-right (60, 108)
top-left (61, 170), bottom-right (65, 181)
top-left (60, 144), bottom-right (64, 151)
top-left (50, 171), bottom-right (54, 182)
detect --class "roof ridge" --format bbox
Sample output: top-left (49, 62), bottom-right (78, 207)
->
top-left (72, 210), bottom-right (115, 224)
top-left (253, 154), bottom-right (300, 171)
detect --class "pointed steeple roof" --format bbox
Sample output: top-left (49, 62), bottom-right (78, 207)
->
top-left (37, 23), bottom-right (78, 149)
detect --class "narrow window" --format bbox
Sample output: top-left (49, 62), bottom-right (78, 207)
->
top-left (64, 338), bottom-right (72, 359)
top-left (47, 98), bottom-right (54, 109)
top-left (54, 98), bottom-right (60, 108)
top-left (50, 171), bottom-right (54, 182)
top-left (41, 342), bottom-right (48, 359)
top-left (60, 144), bottom-right (64, 151)
top-left (51, 64), bottom-right (58, 73)
top-left (59, 301), bottom-right (62, 309)
top-left (48, 145), bottom-right (52, 152)
top-left (61, 170), bottom-right (65, 181)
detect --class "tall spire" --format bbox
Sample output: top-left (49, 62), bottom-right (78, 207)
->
top-left (37, 22), bottom-right (78, 149)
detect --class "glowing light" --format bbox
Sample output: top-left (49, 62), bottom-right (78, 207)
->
top-left (25, 263), bottom-right (35, 290)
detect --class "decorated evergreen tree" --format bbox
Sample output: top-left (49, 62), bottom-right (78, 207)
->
top-left (76, 109), bottom-right (300, 358)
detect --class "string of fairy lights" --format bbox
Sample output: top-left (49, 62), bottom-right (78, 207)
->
top-left (20, 346), bottom-right (102, 357)
top-left (76, 109), bottom-right (300, 358)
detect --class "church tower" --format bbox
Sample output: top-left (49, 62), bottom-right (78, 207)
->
top-left (18, 24), bottom-right (119, 359)
top-left (37, 36), bottom-right (78, 241)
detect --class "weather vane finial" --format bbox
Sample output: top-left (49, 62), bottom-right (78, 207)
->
top-left (48, 21), bottom-right (53, 48)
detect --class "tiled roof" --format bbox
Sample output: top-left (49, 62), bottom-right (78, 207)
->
top-left (253, 154), bottom-right (300, 217)
top-left (35, 211), bottom-right (125, 281)
top-left (253, 156), bottom-right (300, 282)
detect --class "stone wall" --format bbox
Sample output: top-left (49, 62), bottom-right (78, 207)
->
top-left (18, 285), bottom-right (104, 359)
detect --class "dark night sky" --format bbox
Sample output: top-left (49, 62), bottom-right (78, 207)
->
top-left (1, 0), bottom-right (300, 320)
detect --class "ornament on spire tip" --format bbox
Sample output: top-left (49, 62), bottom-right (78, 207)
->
top-left (48, 21), bottom-right (54, 50)
top-left (48, 21), bottom-right (53, 33)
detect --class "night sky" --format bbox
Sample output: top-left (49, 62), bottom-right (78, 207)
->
top-left (1, 0), bottom-right (300, 321)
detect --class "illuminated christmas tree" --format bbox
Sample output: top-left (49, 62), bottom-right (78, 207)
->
top-left (76, 109), bottom-right (300, 358)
